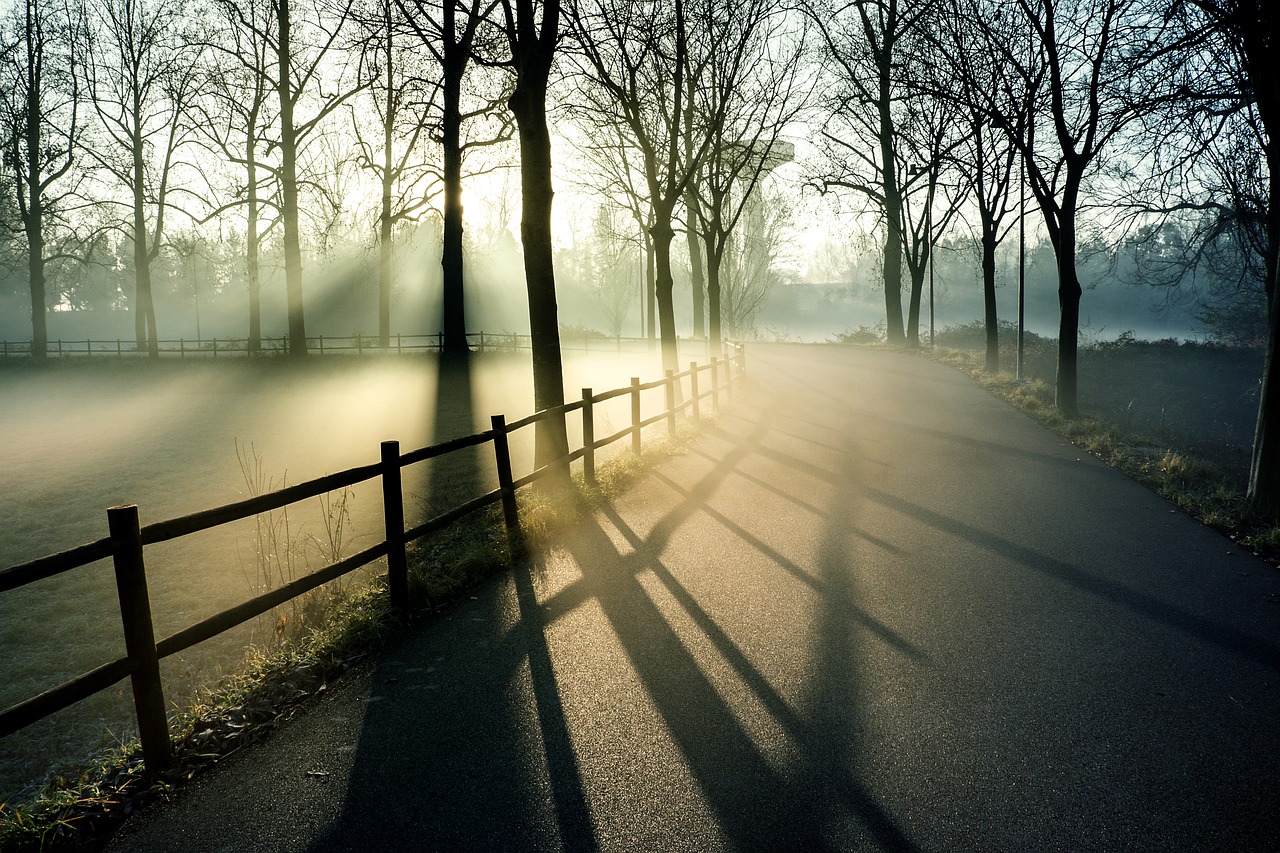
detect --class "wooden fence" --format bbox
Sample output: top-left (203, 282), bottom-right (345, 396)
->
top-left (0, 346), bottom-right (745, 775)
top-left (0, 332), bottom-right (707, 358)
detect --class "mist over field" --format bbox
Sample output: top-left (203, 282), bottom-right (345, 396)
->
top-left (0, 347), bottom-right (695, 796)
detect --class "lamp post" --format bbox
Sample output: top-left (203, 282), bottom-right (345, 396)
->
top-left (1017, 154), bottom-right (1026, 381)
top-left (908, 161), bottom-right (937, 347)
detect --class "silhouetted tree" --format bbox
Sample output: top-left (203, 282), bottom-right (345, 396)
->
top-left (928, 0), bottom-right (1020, 369)
top-left (492, 0), bottom-right (569, 473)
top-left (220, 0), bottom-right (359, 356)
top-left (690, 1), bottom-right (809, 350)
top-left (570, 0), bottom-right (756, 375)
top-left (977, 0), bottom-right (1172, 416)
top-left (83, 0), bottom-right (203, 356)
top-left (395, 0), bottom-right (509, 355)
top-left (197, 0), bottom-right (281, 353)
top-left (0, 0), bottom-right (86, 358)
top-left (809, 0), bottom-right (935, 346)
top-left (1174, 0), bottom-right (1280, 510)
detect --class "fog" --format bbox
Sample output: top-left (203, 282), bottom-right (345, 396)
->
top-left (0, 346), bottom-right (707, 796)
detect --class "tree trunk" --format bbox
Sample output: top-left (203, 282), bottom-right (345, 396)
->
top-left (685, 189), bottom-right (705, 338)
top-left (651, 216), bottom-right (679, 376)
top-left (440, 50), bottom-right (467, 356)
top-left (132, 141), bottom-right (159, 357)
top-left (707, 242), bottom-right (723, 350)
top-left (26, 225), bottom-right (46, 360)
top-left (379, 177), bottom-right (393, 347)
top-left (1249, 252), bottom-right (1280, 513)
top-left (1055, 214), bottom-right (1082, 418)
top-left (277, 0), bottom-right (307, 357)
top-left (1247, 144), bottom-right (1280, 511)
top-left (645, 232), bottom-right (656, 343)
top-left (905, 263), bottom-right (923, 349)
top-left (510, 77), bottom-right (569, 473)
top-left (379, 26), bottom-right (395, 349)
top-left (982, 229), bottom-right (999, 373)
top-left (878, 52), bottom-right (905, 345)
top-left (246, 134), bottom-right (262, 354)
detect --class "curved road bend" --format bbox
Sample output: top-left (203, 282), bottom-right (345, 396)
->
top-left (108, 343), bottom-right (1280, 852)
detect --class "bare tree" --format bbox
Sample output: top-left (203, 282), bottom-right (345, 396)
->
top-left (570, 0), bottom-right (753, 376)
top-left (1172, 0), bottom-right (1280, 509)
top-left (352, 0), bottom-right (435, 346)
top-left (894, 64), bottom-right (968, 349)
top-left (82, 0), bottom-right (203, 356)
top-left (691, 1), bottom-right (810, 350)
top-left (977, 0), bottom-right (1173, 416)
top-left (395, 0), bottom-right (510, 355)
top-left (0, 0), bottom-right (87, 358)
top-left (587, 199), bottom-right (637, 336)
top-left (930, 0), bottom-right (1020, 370)
top-left (222, 0), bottom-right (361, 356)
top-left (569, 113), bottom-right (656, 340)
top-left (490, 0), bottom-right (569, 473)
top-left (808, 0), bottom-right (935, 346)
top-left (720, 183), bottom-right (792, 336)
top-left (196, 0), bottom-right (281, 353)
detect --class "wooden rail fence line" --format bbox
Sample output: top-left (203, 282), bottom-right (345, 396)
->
top-left (0, 346), bottom-right (745, 776)
top-left (0, 333), bottom-right (724, 359)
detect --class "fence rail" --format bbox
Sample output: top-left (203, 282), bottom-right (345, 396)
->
top-left (0, 345), bottom-right (745, 777)
top-left (0, 332), bottom-right (716, 359)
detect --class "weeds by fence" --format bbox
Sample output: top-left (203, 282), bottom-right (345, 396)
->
top-left (0, 346), bottom-right (744, 778)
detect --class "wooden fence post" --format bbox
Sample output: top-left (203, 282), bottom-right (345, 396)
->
top-left (491, 415), bottom-right (522, 545)
top-left (689, 362), bottom-right (700, 422)
top-left (582, 388), bottom-right (596, 488)
top-left (665, 370), bottom-right (676, 435)
top-left (631, 377), bottom-right (642, 455)
top-left (381, 441), bottom-right (409, 612)
top-left (107, 505), bottom-right (172, 773)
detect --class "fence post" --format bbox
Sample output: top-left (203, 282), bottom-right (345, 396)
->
top-left (117, 339), bottom-right (122, 356)
top-left (357, 334), bottom-right (363, 355)
top-left (736, 343), bottom-right (746, 378)
top-left (665, 370), bottom-right (676, 435)
top-left (397, 333), bottom-right (402, 354)
top-left (107, 505), bottom-right (172, 773)
top-left (491, 415), bottom-right (522, 545)
top-left (581, 388), bottom-right (596, 489)
top-left (180, 339), bottom-right (185, 358)
top-left (213, 338), bottom-right (218, 357)
top-left (631, 377), bottom-right (642, 455)
top-left (85, 339), bottom-right (90, 356)
top-left (689, 362), bottom-right (701, 422)
top-left (380, 441), bottom-right (409, 612)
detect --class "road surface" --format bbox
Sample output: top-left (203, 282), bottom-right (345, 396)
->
top-left (107, 344), bottom-right (1280, 851)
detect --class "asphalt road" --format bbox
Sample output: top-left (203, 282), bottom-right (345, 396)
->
top-left (106, 344), bottom-right (1280, 852)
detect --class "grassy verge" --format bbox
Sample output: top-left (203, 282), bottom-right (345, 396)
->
top-left (0, 427), bottom-right (704, 852)
top-left (931, 343), bottom-right (1280, 559)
